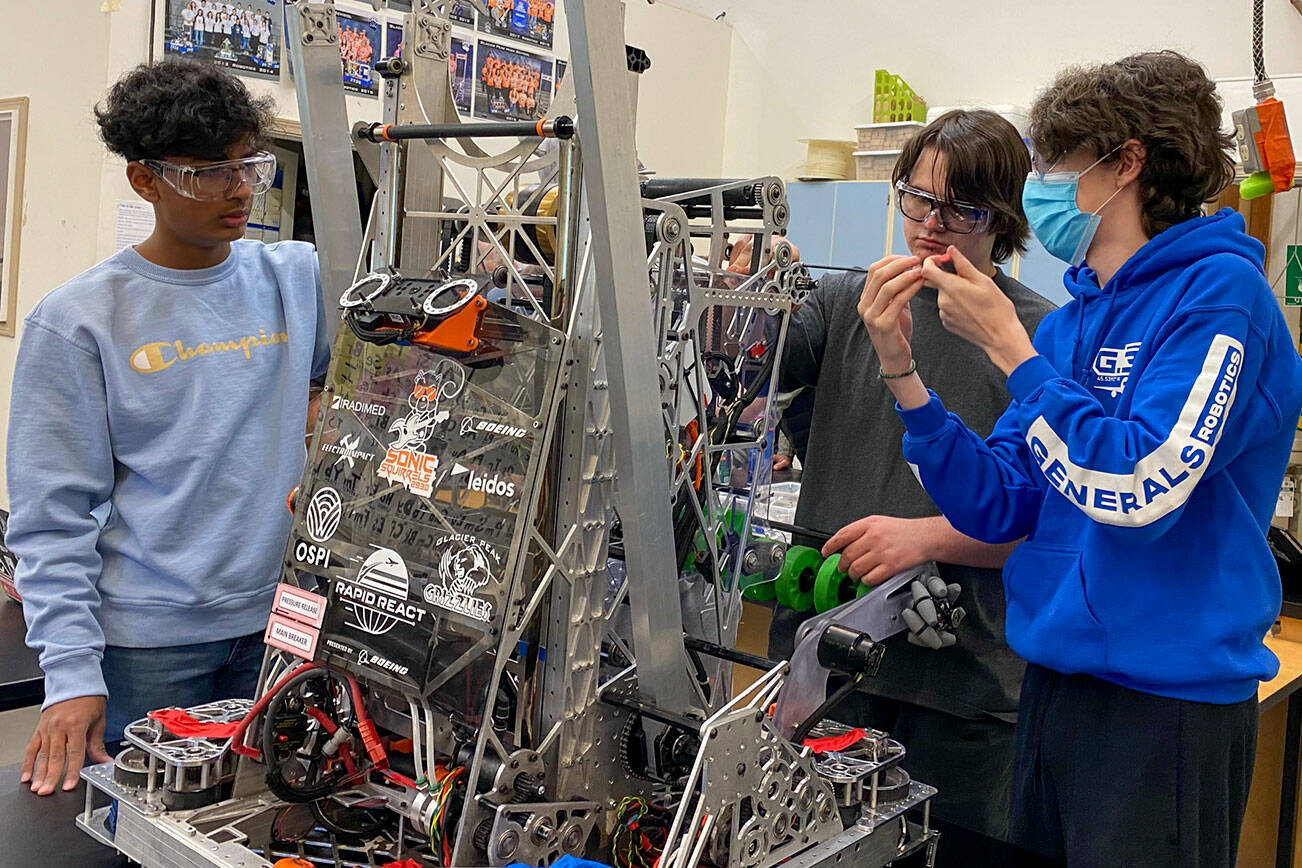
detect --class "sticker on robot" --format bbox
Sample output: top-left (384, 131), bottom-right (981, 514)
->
top-left (422, 535), bottom-right (501, 623)
top-left (458, 416), bottom-right (529, 440)
top-left (357, 648), bottom-right (410, 678)
top-left (377, 360), bottom-right (467, 497)
top-left (336, 546), bottom-right (430, 636)
top-left (264, 612), bottom-right (320, 660)
top-left (450, 461), bottom-right (518, 500)
top-left (164, 0), bottom-right (283, 81)
top-left (272, 583), bottom-right (327, 628)
top-left (304, 487), bottom-right (342, 543)
top-left (322, 433), bottom-right (377, 470)
top-left (330, 395), bottom-right (388, 418)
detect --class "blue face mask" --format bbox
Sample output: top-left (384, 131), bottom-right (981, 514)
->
top-left (1022, 148), bottom-right (1125, 266)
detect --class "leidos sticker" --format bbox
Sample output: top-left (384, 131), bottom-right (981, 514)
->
top-left (450, 462), bottom-right (517, 498)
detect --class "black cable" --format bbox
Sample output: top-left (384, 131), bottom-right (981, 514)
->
top-left (1253, 0), bottom-right (1267, 84)
top-left (790, 672), bottom-right (865, 745)
top-left (262, 669), bottom-right (354, 804)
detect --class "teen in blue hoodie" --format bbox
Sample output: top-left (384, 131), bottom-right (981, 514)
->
top-left (858, 51), bottom-right (1302, 866)
top-left (6, 61), bottom-right (329, 797)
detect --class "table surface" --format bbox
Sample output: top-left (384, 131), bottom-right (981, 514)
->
top-left (1262, 629), bottom-right (1302, 710)
top-left (0, 762), bottom-right (126, 868)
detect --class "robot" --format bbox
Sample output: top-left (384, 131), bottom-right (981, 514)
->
top-left (76, 3), bottom-right (960, 866)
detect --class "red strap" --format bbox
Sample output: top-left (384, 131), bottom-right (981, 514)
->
top-left (147, 708), bottom-right (241, 739)
top-left (802, 727), bottom-right (868, 753)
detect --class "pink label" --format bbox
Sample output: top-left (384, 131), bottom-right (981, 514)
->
top-left (264, 613), bottom-right (319, 660)
top-left (272, 583), bottom-right (327, 628)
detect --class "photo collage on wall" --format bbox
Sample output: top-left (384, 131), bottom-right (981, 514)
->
top-left (160, 0), bottom-right (569, 117)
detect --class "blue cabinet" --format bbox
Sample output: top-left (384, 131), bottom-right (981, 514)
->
top-left (785, 180), bottom-right (1070, 306)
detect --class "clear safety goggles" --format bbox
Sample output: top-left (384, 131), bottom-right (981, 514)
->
top-left (894, 180), bottom-right (990, 234)
top-left (142, 151), bottom-right (277, 201)
top-left (1028, 143), bottom-right (1123, 182)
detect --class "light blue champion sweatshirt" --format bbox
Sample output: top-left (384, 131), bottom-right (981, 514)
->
top-left (6, 240), bottom-right (330, 709)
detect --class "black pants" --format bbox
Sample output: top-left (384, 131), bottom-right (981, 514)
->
top-left (1011, 664), bottom-right (1257, 868)
top-left (841, 694), bottom-right (1037, 868)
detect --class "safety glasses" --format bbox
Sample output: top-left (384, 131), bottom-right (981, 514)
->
top-left (894, 180), bottom-right (990, 234)
top-left (142, 151), bottom-right (277, 201)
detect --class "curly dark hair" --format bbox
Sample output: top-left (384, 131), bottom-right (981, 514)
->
top-left (892, 109), bottom-right (1032, 263)
top-left (1028, 51), bottom-right (1236, 238)
top-left (95, 59), bottom-right (274, 162)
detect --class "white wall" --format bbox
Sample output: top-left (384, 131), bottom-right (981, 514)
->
top-left (703, 0), bottom-right (1302, 177)
top-left (0, 0), bottom-right (732, 509)
top-left (0, 8), bottom-right (114, 508)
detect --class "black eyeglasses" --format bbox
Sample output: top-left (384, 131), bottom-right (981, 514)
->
top-left (894, 180), bottom-right (991, 234)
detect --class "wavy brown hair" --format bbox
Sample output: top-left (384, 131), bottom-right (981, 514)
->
top-left (893, 109), bottom-right (1032, 263)
top-left (1028, 51), bottom-right (1236, 237)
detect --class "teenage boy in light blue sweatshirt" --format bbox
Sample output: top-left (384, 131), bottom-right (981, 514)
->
top-left (858, 51), bottom-right (1302, 866)
top-left (7, 59), bottom-right (330, 796)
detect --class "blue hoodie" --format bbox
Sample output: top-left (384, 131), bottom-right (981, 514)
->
top-left (897, 209), bottom-right (1302, 703)
top-left (6, 240), bottom-right (330, 709)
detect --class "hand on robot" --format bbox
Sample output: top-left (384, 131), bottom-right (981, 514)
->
top-left (901, 576), bottom-right (966, 649)
top-left (20, 694), bottom-right (112, 796)
top-left (822, 514), bottom-right (930, 586)
top-left (724, 233), bottom-right (800, 276)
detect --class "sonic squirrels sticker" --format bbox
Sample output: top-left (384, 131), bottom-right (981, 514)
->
top-left (377, 360), bottom-right (467, 497)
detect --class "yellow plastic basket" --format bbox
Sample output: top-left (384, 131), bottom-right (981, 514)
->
top-left (874, 70), bottom-right (926, 123)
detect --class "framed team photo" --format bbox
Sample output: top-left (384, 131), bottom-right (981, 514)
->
top-left (473, 39), bottom-right (553, 122)
top-left (161, 0), bottom-right (282, 80)
top-left (476, 0), bottom-right (554, 50)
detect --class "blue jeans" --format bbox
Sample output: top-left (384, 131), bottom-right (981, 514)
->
top-left (101, 632), bottom-right (264, 746)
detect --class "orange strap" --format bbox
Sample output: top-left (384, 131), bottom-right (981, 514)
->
top-left (536, 118), bottom-right (546, 137)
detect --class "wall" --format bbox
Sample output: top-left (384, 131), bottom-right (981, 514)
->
top-left (0, 8), bottom-right (114, 507)
top-left (0, 0), bottom-right (732, 508)
top-left (706, 0), bottom-right (1302, 178)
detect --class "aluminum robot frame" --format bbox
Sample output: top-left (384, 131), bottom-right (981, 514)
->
top-left (74, 2), bottom-right (941, 866)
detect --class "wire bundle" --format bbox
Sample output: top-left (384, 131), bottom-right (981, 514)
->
top-left (426, 765), bottom-right (466, 865)
top-left (611, 797), bottom-right (674, 868)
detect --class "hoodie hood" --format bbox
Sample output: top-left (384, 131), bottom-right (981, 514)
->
top-left (1061, 208), bottom-right (1265, 302)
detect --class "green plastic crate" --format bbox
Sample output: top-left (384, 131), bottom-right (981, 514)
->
top-left (874, 70), bottom-right (926, 123)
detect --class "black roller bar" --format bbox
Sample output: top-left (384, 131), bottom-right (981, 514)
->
top-left (354, 116), bottom-right (575, 143)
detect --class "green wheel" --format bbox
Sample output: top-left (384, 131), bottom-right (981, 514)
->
top-left (856, 578), bottom-right (873, 597)
top-left (813, 554), bottom-right (859, 613)
top-left (742, 579), bottom-right (777, 602)
top-left (776, 545), bottom-right (822, 612)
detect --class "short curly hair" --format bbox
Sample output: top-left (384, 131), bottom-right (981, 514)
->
top-left (1028, 51), bottom-right (1236, 238)
top-left (892, 109), bottom-right (1032, 263)
top-left (95, 59), bottom-right (274, 162)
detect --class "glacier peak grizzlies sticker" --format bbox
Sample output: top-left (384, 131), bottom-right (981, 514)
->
top-left (422, 534), bottom-right (500, 623)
